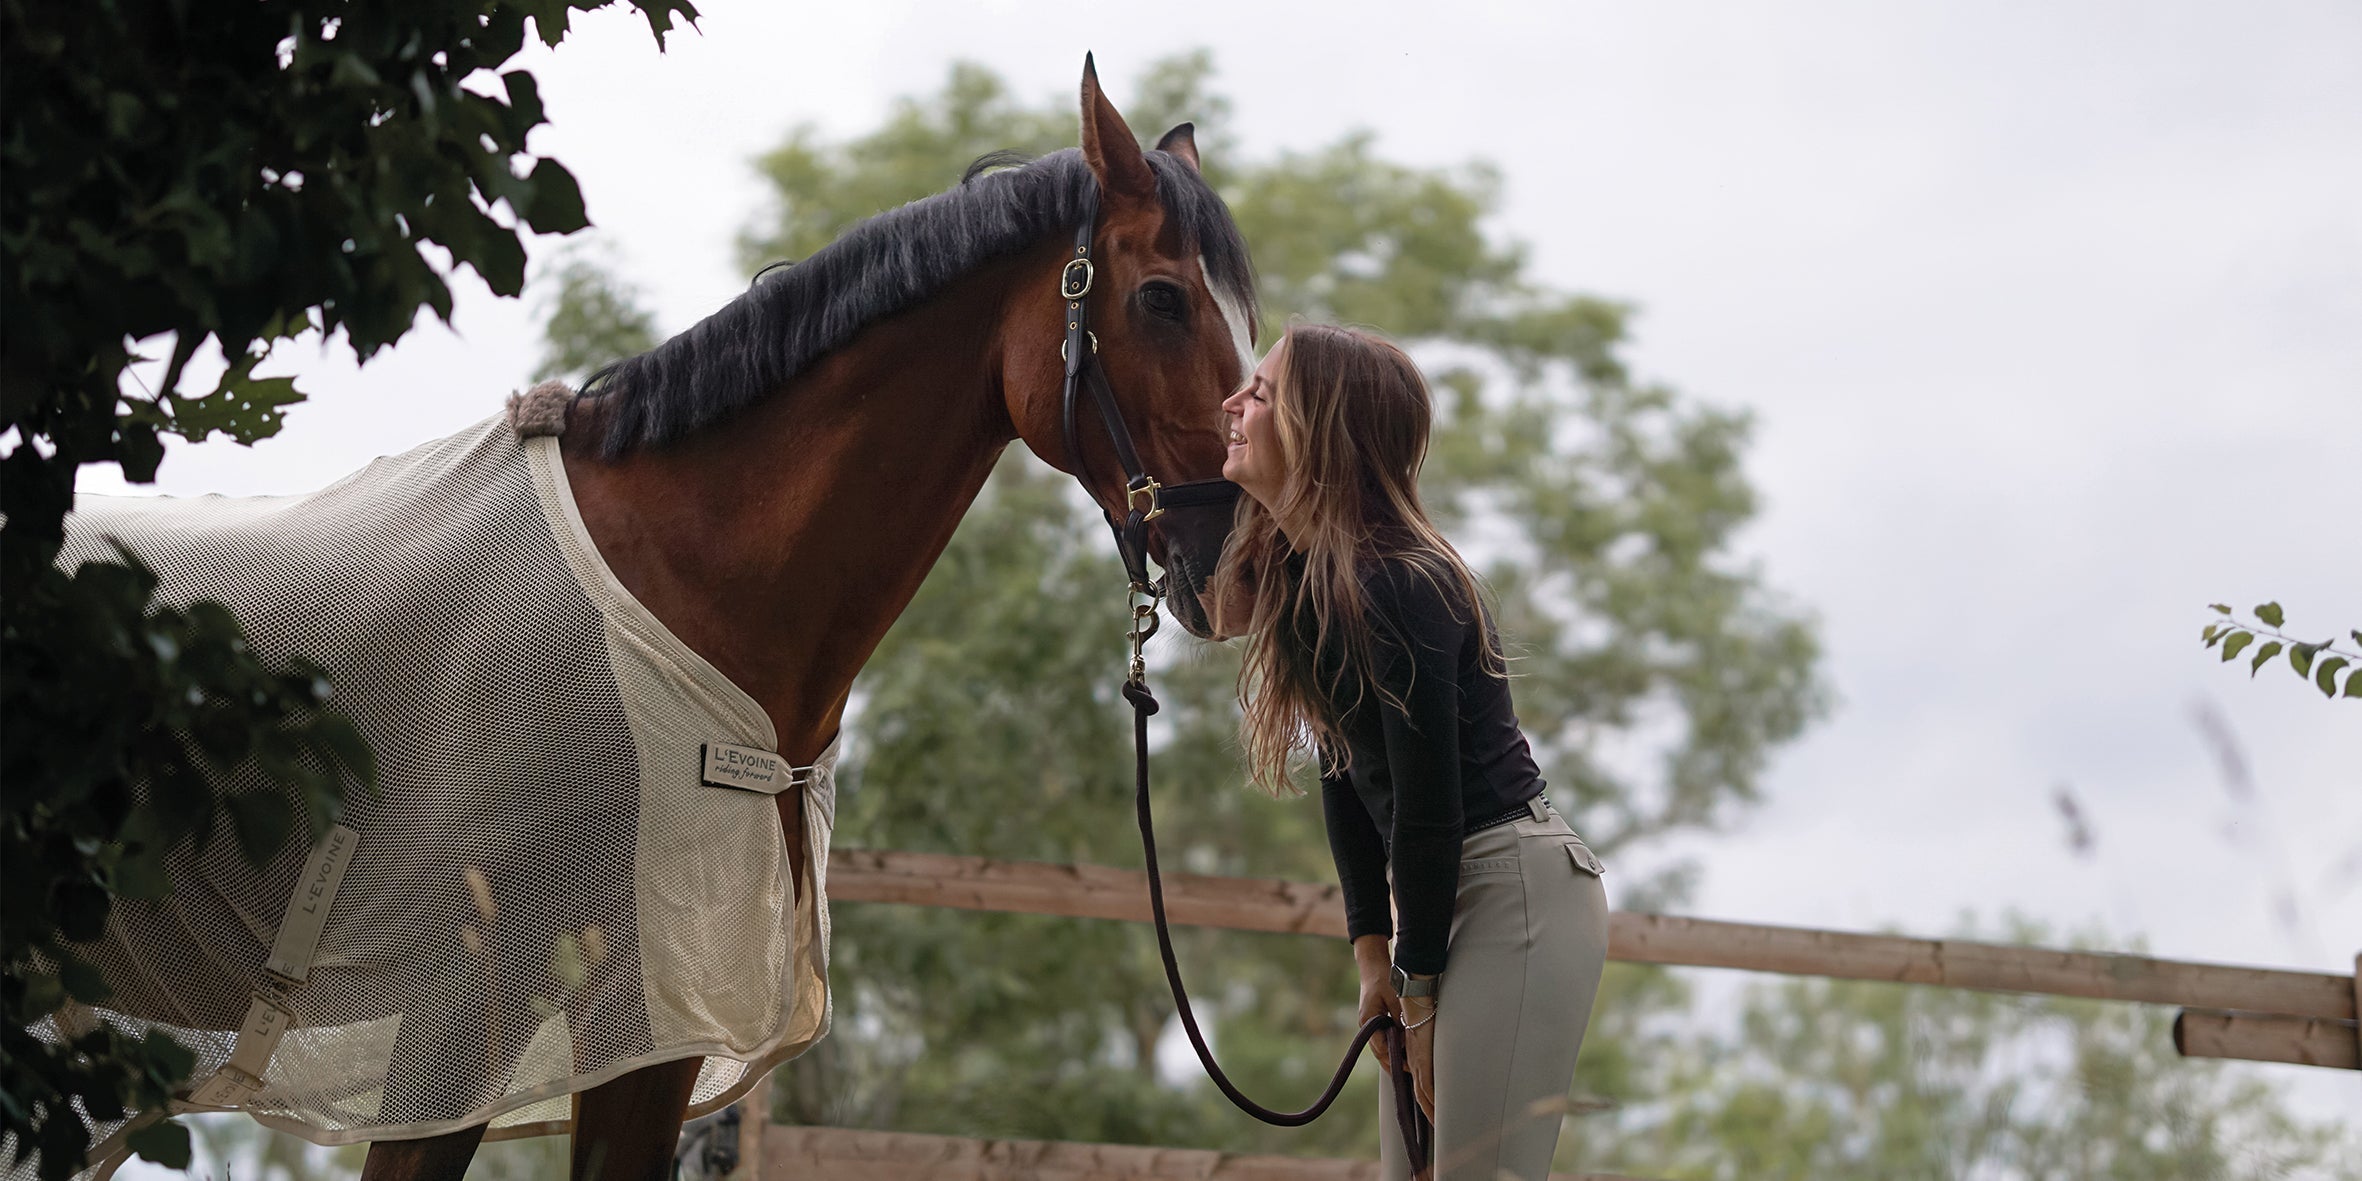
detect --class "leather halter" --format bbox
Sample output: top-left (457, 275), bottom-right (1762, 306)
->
top-left (1056, 215), bottom-right (1243, 598)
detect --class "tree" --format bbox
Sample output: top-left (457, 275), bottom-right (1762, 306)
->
top-left (532, 241), bottom-right (663, 385)
top-left (0, 3), bottom-right (692, 1175)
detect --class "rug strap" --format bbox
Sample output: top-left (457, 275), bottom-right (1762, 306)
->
top-left (184, 823), bottom-right (362, 1108)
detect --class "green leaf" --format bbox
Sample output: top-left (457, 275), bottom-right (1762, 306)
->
top-left (169, 361), bottom-right (306, 445)
top-left (313, 712), bottom-right (380, 796)
top-left (2252, 601), bottom-right (2283, 628)
top-left (58, 953), bottom-right (112, 1004)
top-left (117, 419), bottom-right (165, 482)
top-left (2345, 669), bottom-right (2361, 698)
top-left (2248, 640), bottom-right (2282, 677)
top-left (2219, 631), bottom-right (2254, 662)
top-left (127, 1120), bottom-right (192, 1169)
top-left (472, 218), bottom-right (531, 297)
top-left (2201, 623), bottom-right (2220, 646)
top-left (521, 0), bottom-right (575, 46)
top-left (134, 1027), bottom-right (200, 1086)
top-left (112, 847), bottom-right (175, 901)
top-left (112, 808), bottom-right (177, 899)
top-left (2314, 656), bottom-right (2349, 698)
top-left (19, 969), bottom-right (63, 1016)
top-left (523, 157), bottom-right (589, 235)
top-left (2290, 643), bottom-right (2319, 678)
top-left (56, 880), bottom-right (111, 942)
top-left (636, 0), bottom-right (701, 48)
top-left (501, 69), bottom-right (544, 131)
top-left (2208, 603), bottom-right (2232, 615)
top-left (224, 790), bottom-right (293, 867)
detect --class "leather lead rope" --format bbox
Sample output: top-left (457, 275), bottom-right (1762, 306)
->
top-left (1124, 670), bottom-right (1433, 1172)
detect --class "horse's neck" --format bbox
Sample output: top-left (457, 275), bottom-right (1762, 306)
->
top-left (560, 271), bottom-right (1025, 763)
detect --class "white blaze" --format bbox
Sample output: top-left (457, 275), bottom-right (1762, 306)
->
top-left (1200, 254), bottom-right (1257, 384)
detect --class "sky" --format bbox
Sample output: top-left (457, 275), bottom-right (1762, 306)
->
top-left (91, 0), bottom-right (2358, 1152)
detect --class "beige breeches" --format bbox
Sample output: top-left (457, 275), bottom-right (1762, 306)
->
top-left (1379, 799), bottom-right (1610, 1181)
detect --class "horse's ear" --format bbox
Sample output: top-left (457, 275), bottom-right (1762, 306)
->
top-left (1155, 122), bottom-right (1200, 173)
top-left (1080, 53), bottom-right (1156, 201)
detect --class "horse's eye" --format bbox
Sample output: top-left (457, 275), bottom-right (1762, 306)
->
top-left (1139, 281), bottom-right (1187, 322)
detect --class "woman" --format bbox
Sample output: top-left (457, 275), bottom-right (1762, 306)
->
top-left (1210, 324), bottom-right (1610, 1181)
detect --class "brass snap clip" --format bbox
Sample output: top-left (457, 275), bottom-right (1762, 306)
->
top-left (1128, 586), bottom-right (1163, 685)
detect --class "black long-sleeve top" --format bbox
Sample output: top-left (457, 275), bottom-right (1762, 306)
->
top-left (1299, 555), bottom-right (1546, 975)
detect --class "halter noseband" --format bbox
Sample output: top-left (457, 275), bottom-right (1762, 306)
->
top-left (1057, 215), bottom-right (1243, 618)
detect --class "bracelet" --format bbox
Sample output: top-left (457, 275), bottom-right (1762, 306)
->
top-left (1400, 1007), bottom-right (1437, 1031)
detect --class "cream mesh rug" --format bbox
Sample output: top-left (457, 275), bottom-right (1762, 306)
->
top-left (42, 402), bottom-right (834, 1158)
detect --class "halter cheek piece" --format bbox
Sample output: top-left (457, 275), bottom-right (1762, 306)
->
top-left (1056, 214), bottom-right (1242, 669)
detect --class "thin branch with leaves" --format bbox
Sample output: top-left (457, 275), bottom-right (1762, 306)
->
top-left (2201, 601), bottom-right (2360, 699)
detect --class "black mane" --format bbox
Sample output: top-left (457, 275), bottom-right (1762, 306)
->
top-left (588, 148), bottom-right (1257, 458)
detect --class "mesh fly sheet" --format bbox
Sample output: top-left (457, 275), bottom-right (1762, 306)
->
top-left (40, 404), bottom-right (835, 1157)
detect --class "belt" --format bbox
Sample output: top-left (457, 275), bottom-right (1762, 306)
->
top-left (1466, 793), bottom-right (1550, 835)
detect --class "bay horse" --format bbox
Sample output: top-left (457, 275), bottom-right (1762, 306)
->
top-left (369, 56), bottom-right (1257, 1181)
top-left (56, 58), bottom-right (1256, 1181)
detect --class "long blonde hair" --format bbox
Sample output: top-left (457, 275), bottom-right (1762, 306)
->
top-left (1209, 324), bottom-right (1503, 796)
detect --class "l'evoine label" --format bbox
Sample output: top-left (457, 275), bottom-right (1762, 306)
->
top-left (701, 741), bottom-right (794, 794)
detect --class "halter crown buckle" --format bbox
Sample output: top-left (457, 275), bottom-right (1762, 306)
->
top-left (1060, 257), bottom-right (1096, 300)
top-left (1126, 477), bottom-right (1164, 523)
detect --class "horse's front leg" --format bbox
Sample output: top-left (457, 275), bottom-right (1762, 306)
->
top-left (358, 1123), bottom-right (488, 1181)
top-left (570, 1056), bottom-right (703, 1181)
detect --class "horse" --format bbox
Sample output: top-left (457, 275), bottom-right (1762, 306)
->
top-left (48, 57), bottom-right (1257, 1181)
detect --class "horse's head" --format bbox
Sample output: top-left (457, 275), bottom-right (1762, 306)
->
top-left (1004, 57), bottom-right (1258, 641)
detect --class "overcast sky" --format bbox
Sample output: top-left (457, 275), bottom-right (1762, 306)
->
top-left (92, 0), bottom-right (2358, 1141)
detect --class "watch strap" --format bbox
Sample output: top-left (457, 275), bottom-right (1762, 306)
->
top-left (1390, 964), bottom-right (1440, 999)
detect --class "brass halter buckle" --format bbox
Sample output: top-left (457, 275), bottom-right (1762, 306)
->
top-left (1126, 476), bottom-right (1164, 523)
top-left (1060, 256), bottom-right (1096, 300)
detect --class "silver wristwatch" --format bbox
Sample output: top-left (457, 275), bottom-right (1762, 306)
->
top-left (1390, 964), bottom-right (1439, 999)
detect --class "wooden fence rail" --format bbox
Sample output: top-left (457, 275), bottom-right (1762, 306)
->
top-left (764, 1125), bottom-right (1657, 1181)
top-left (825, 848), bottom-right (2360, 1046)
top-left (2173, 1008), bottom-right (2361, 1070)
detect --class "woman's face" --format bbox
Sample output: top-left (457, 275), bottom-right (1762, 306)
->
top-left (1220, 342), bottom-right (1289, 507)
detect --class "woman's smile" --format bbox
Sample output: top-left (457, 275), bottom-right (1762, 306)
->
top-left (1219, 343), bottom-right (1288, 503)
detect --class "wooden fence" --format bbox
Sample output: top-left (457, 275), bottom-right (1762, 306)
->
top-left (824, 848), bottom-right (2360, 1069)
top-left (762, 1125), bottom-right (1655, 1181)
top-left (725, 847), bottom-right (2360, 1179)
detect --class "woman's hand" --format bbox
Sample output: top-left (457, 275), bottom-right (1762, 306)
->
top-left (1353, 936), bottom-right (1438, 1119)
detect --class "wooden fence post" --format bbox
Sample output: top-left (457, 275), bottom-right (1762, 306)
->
top-left (734, 1068), bottom-right (771, 1181)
